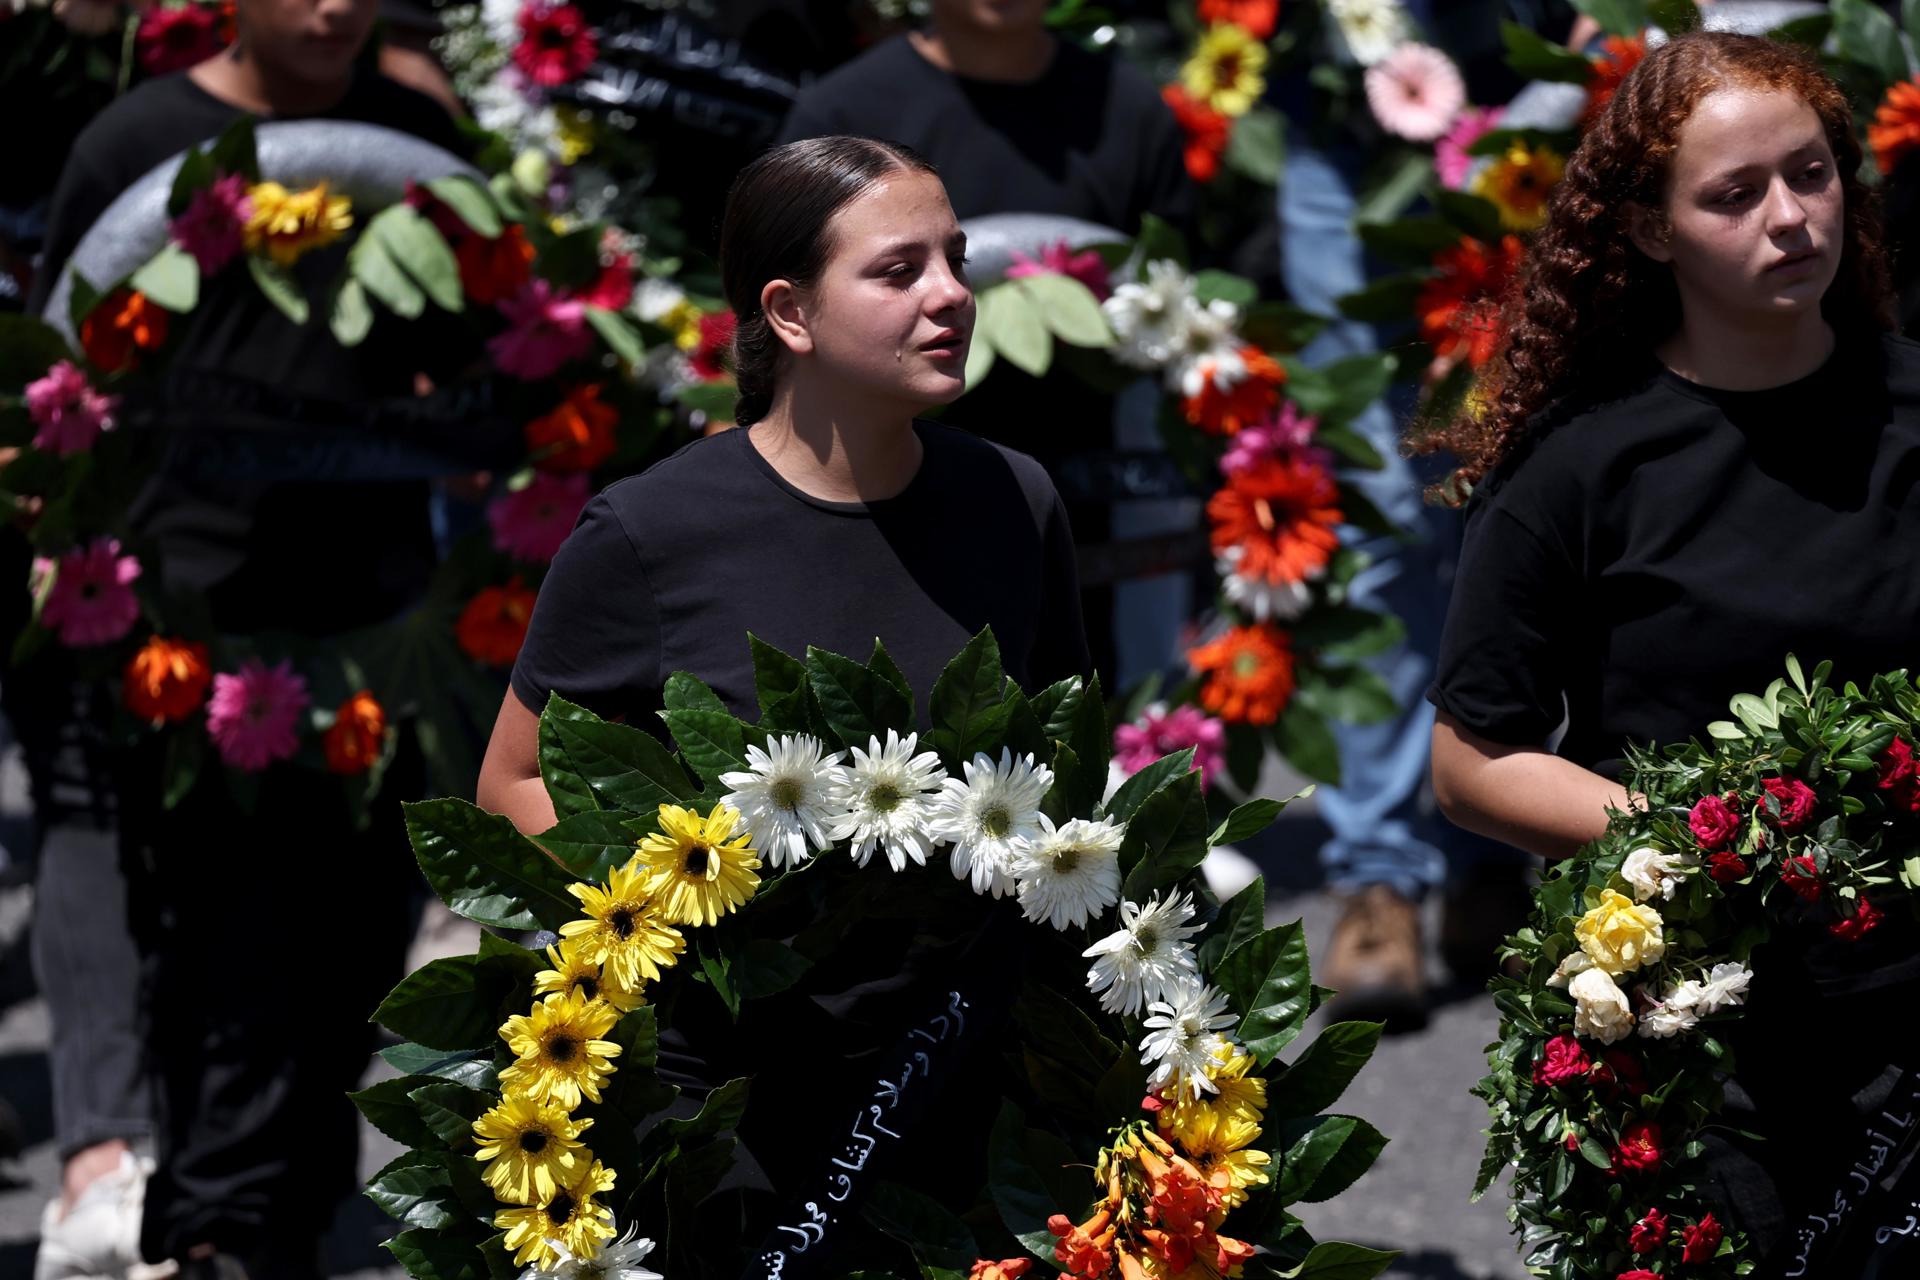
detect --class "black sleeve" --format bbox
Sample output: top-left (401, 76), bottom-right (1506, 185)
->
top-left (773, 94), bottom-right (839, 146)
top-left (1031, 490), bottom-right (1093, 688)
top-left (28, 142), bottom-right (121, 317)
top-left (1135, 96), bottom-right (1198, 237)
top-left (510, 493), bottom-right (662, 721)
top-left (1426, 501), bottom-right (1574, 746)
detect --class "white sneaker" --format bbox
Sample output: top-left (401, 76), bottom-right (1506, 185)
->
top-left (34, 1151), bottom-right (179, 1280)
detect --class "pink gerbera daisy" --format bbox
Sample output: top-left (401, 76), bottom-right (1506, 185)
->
top-left (38, 538), bottom-right (141, 647)
top-left (1436, 106), bottom-right (1504, 190)
top-left (487, 472), bottom-right (592, 564)
top-left (170, 173), bottom-right (254, 275)
top-left (206, 659), bottom-right (310, 772)
top-left (1006, 239), bottom-right (1113, 301)
top-left (1113, 703), bottom-right (1228, 790)
top-left (1219, 401), bottom-right (1327, 477)
top-left (488, 279), bottom-right (593, 380)
top-left (26, 360), bottom-right (118, 456)
top-left (1364, 43), bottom-right (1467, 143)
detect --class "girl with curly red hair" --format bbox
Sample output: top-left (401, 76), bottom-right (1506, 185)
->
top-left (1423, 29), bottom-right (1920, 1273)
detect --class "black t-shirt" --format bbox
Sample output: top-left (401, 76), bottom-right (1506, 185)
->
top-left (1431, 329), bottom-right (1920, 1270)
top-left (32, 70), bottom-right (473, 634)
top-left (511, 419), bottom-right (1091, 723)
top-left (774, 34), bottom-right (1193, 235)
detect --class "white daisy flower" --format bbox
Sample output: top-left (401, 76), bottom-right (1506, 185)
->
top-left (1083, 890), bottom-right (1204, 1016)
top-left (719, 734), bottom-right (846, 871)
top-left (471, 72), bottom-right (561, 155)
top-left (480, 0), bottom-right (522, 47)
top-left (823, 729), bottom-right (948, 872)
top-left (1217, 548), bottom-right (1316, 621)
top-left (1326, 0), bottom-right (1411, 66)
top-left (931, 748), bottom-right (1054, 899)
top-left (520, 1221), bottom-right (663, 1280)
top-left (1140, 980), bottom-right (1237, 1099)
top-left (1165, 298), bottom-right (1245, 399)
top-left (631, 278), bottom-right (691, 325)
top-left (1104, 259), bottom-right (1200, 371)
top-left (1692, 962), bottom-right (1753, 1014)
top-left (1011, 814), bottom-right (1126, 930)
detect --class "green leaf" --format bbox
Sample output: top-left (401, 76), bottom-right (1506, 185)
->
top-left (1240, 301), bottom-right (1327, 353)
top-left (404, 797), bottom-right (579, 931)
top-left (586, 305), bottom-right (646, 366)
top-left (1291, 607), bottom-right (1405, 662)
top-left (1334, 274), bottom-right (1425, 326)
top-left (1271, 701), bottom-right (1341, 785)
top-left (167, 145), bottom-right (217, 218)
top-left (1199, 876), bottom-right (1266, 972)
top-left (1571, 0), bottom-right (1650, 38)
top-left (207, 116), bottom-right (260, 182)
top-left (1269, 1021), bottom-right (1383, 1119)
top-left (1648, 0), bottom-right (1700, 33)
top-left (1355, 215), bottom-right (1468, 262)
top-left (538, 693), bottom-right (697, 816)
top-left (426, 174), bottom-right (503, 237)
top-left (1279, 1240), bottom-right (1399, 1279)
top-left (0, 315), bottom-right (75, 391)
top-left (129, 244), bottom-right (199, 313)
top-left (366, 1150), bottom-right (462, 1230)
top-left (350, 1074), bottom-right (444, 1149)
top-left (374, 952), bottom-right (502, 1050)
top-left (537, 809), bottom-right (636, 880)
top-left (1225, 104), bottom-right (1284, 185)
top-left (1016, 273), bottom-right (1112, 348)
top-left (863, 1180), bottom-right (980, 1271)
top-left (1217, 921), bottom-right (1313, 1065)
top-left (1353, 152), bottom-right (1432, 225)
top-left (1134, 212), bottom-right (1190, 270)
top-left (1211, 795), bottom-right (1298, 847)
top-left (980, 281), bottom-right (1053, 377)
top-left (1906, 0), bottom-right (1920, 52)
top-left (1280, 353), bottom-right (1395, 428)
top-left (1499, 22), bottom-right (1595, 83)
top-left (988, 1102), bottom-right (1082, 1258)
top-left (331, 277), bottom-right (374, 346)
top-left (350, 232), bottom-right (426, 319)
top-left (928, 628), bottom-right (1010, 766)
top-left (411, 1080), bottom-right (492, 1147)
top-left (1276, 1114), bottom-right (1388, 1204)
top-left (964, 322), bottom-right (997, 389)
top-left (731, 938), bottom-right (813, 1001)
top-left (1769, 12), bottom-right (1832, 48)
top-left (1193, 269), bottom-right (1260, 309)
top-left (246, 255), bottom-right (309, 325)
top-left (384, 1225), bottom-right (489, 1280)
top-left (659, 708), bottom-right (750, 789)
top-left (1014, 983), bottom-right (1120, 1081)
top-left (749, 633), bottom-right (809, 728)
top-left (1832, 0), bottom-right (1910, 86)
top-left (1434, 190), bottom-right (1508, 244)
top-left (1104, 747), bottom-right (1196, 821)
top-left (639, 1076), bottom-right (750, 1181)
top-left (374, 204), bottom-right (464, 313)
top-left (1118, 770), bottom-right (1211, 900)
top-left (806, 646), bottom-right (912, 751)
top-left (378, 1042), bottom-right (497, 1090)
top-left (1300, 665), bottom-right (1398, 726)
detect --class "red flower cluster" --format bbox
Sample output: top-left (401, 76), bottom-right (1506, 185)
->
top-left (1688, 793), bottom-right (1742, 849)
top-left (1829, 895), bottom-right (1884, 941)
top-left (1198, 0), bottom-right (1279, 40)
top-left (1778, 854), bottom-right (1822, 903)
top-left (1760, 774), bottom-right (1816, 832)
top-left (1612, 1121), bottom-right (1662, 1173)
top-left (457, 578), bottom-right (538, 667)
top-left (1876, 736), bottom-right (1920, 812)
top-left (1162, 84), bottom-right (1231, 183)
top-left (1705, 849), bottom-right (1749, 883)
top-left (1532, 1034), bottom-right (1591, 1088)
top-left (1590, 1049), bottom-right (1648, 1101)
top-left (1628, 1207), bottom-right (1667, 1254)
top-left (137, 4), bottom-right (227, 77)
top-left (1681, 1212), bottom-right (1723, 1264)
top-left (513, 2), bottom-right (599, 88)
top-left (1416, 235), bottom-right (1524, 370)
top-left (1183, 347), bottom-right (1286, 435)
top-left (1582, 36), bottom-right (1645, 124)
top-left (689, 310), bottom-right (737, 382)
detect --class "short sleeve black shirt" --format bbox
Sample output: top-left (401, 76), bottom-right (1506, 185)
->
top-left (511, 421), bottom-right (1091, 723)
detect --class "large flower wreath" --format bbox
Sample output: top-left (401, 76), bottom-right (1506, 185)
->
top-left (1473, 656), bottom-right (1920, 1278)
top-left (0, 116), bottom-right (698, 806)
top-left (360, 629), bottom-right (1398, 1280)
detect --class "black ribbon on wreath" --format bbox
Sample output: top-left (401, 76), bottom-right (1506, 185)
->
top-left (1768, 1066), bottom-right (1920, 1279)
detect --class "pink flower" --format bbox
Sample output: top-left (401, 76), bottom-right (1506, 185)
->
top-left (488, 280), bottom-right (592, 380)
top-left (206, 659), bottom-right (310, 772)
top-left (1436, 106), bottom-right (1504, 190)
top-left (1114, 703), bottom-right (1227, 790)
top-left (1363, 43), bottom-right (1467, 144)
top-left (136, 4), bottom-right (223, 76)
top-left (169, 173), bottom-right (253, 275)
top-left (25, 360), bottom-right (117, 456)
top-left (1005, 239), bottom-right (1112, 301)
top-left (38, 538), bottom-right (141, 647)
top-left (1219, 402), bottom-right (1327, 477)
top-left (487, 472), bottom-right (591, 564)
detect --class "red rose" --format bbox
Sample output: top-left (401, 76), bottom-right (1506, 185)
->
top-left (1592, 1049), bottom-right (1649, 1100)
top-left (1629, 1207), bottom-right (1668, 1254)
top-left (1681, 1213), bottom-right (1723, 1263)
top-left (1829, 895), bottom-right (1884, 941)
top-left (1614, 1121), bottom-right (1663, 1172)
top-left (1876, 737), bottom-right (1920, 813)
top-left (1779, 855), bottom-right (1822, 902)
top-left (1761, 775), bottom-right (1817, 832)
top-left (1617, 1272), bottom-right (1661, 1280)
top-left (1705, 849), bottom-right (1750, 883)
top-left (1533, 1034), bottom-right (1592, 1088)
top-left (1689, 794), bottom-right (1741, 849)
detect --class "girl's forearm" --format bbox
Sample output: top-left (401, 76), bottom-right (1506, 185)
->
top-left (1432, 714), bottom-right (1634, 861)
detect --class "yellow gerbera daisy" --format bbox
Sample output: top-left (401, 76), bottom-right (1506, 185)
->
top-left (1181, 22), bottom-right (1269, 118)
top-left (471, 1091), bottom-right (593, 1203)
top-left (243, 181), bottom-right (353, 267)
top-left (1159, 1046), bottom-right (1267, 1145)
top-left (1472, 140), bottom-right (1565, 233)
top-left (497, 990), bottom-right (623, 1110)
top-left (1183, 1126), bottom-right (1272, 1209)
top-left (559, 861), bottom-right (685, 990)
top-left (554, 107), bottom-right (596, 166)
top-left (494, 1157), bottom-right (618, 1268)
top-left (635, 802), bottom-right (761, 927)
top-left (663, 299), bottom-right (705, 351)
top-left (534, 939), bottom-right (648, 1014)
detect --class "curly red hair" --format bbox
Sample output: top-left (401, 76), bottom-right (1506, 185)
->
top-left (1419, 31), bottom-right (1895, 497)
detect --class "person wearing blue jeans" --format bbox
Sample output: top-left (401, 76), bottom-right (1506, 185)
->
top-left (1278, 128), bottom-right (1529, 1027)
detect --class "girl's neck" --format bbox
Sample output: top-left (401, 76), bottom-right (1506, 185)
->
top-left (189, 44), bottom-right (355, 117)
top-left (1657, 307), bottom-right (1835, 391)
top-left (747, 391), bottom-right (925, 504)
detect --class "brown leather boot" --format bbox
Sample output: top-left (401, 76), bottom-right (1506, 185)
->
top-left (1321, 884), bottom-right (1428, 1032)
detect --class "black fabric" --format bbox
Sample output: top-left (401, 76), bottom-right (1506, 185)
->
top-left (1429, 328), bottom-right (1920, 1267)
top-left (31, 69), bottom-right (472, 635)
top-left (511, 420), bottom-right (1091, 724)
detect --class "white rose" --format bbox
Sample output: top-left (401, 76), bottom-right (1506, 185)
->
top-left (1569, 967), bottom-right (1635, 1044)
top-left (1546, 950), bottom-right (1594, 988)
top-left (1637, 999), bottom-right (1700, 1039)
top-left (1619, 847), bottom-right (1698, 902)
top-left (1662, 979), bottom-right (1706, 1013)
top-left (1693, 962), bottom-right (1753, 1014)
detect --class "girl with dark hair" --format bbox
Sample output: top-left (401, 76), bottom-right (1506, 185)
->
top-left (476, 135), bottom-right (1089, 1273)
top-left (1424, 30), bottom-right (1920, 1272)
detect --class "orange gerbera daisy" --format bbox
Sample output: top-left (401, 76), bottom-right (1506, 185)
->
top-left (1582, 35), bottom-right (1645, 125)
top-left (524, 383), bottom-right (618, 473)
top-left (123, 636), bottom-right (211, 723)
top-left (323, 689), bottom-right (388, 775)
top-left (1417, 235), bottom-right (1524, 369)
top-left (1182, 346), bottom-right (1286, 435)
top-left (457, 577), bottom-right (538, 667)
top-left (457, 224), bottom-right (536, 307)
top-left (1162, 84), bottom-right (1231, 184)
top-left (1188, 624), bottom-right (1295, 725)
top-left (1872, 78), bottom-right (1920, 175)
top-left (1472, 139), bottom-right (1563, 233)
top-left (1198, 0), bottom-right (1279, 40)
top-left (1207, 456), bottom-right (1342, 586)
top-left (80, 288), bottom-right (169, 373)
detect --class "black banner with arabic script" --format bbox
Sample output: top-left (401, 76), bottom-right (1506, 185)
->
top-left (1768, 1067), bottom-right (1920, 1279)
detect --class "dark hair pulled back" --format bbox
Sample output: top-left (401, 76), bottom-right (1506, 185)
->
top-left (719, 135), bottom-right (939, 426)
